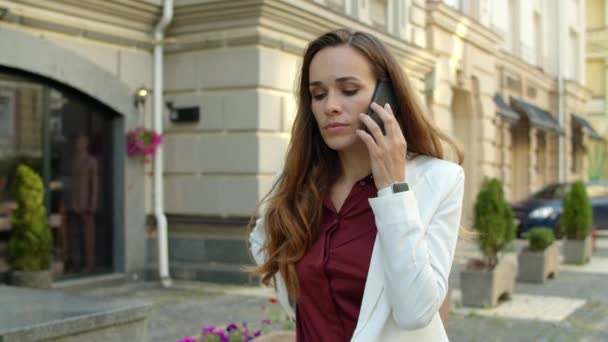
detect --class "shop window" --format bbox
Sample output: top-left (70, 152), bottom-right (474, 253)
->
top-left (0, 67), bottom-right (115, 278)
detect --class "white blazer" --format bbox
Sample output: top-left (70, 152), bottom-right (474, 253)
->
top-left (249, 155), bottom-right (465, 341)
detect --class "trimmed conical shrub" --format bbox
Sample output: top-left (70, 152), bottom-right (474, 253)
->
top-left (473, 178), bottom-right (516, 267)
top-left (7, 164), bottom-right (53, 272)
top-left (561, 181), bottom-right (592, 240)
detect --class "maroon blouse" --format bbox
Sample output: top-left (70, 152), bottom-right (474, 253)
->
top-left (295, 174), bottom-right (378, 342)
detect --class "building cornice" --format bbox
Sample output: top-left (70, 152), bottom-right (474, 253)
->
top-left (168, 0), bottom-right (437, 78)
top-left (565, 80), bottom-right (593, 101)
top-left (587, 27), bottom-right (608, 42)
top-left (0, 0), bottom-right (437, 77)
top-left (0, 0), bottom-right (159, 48)
top-left (426, 1), bottom-right (501, 55)
top-left (497, 50), bottom-right (555, 92)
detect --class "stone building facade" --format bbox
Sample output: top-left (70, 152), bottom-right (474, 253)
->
top-left (0, 0), bottom-right (594, 283)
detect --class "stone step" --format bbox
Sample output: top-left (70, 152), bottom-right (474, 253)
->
top-left (145, 261), bottom-right (259, 285)
top-left (0, 285), bottom-right (149, 341)
top-left (52, 272), bottom-right (129, 292)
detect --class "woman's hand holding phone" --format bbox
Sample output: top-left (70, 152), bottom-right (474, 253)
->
top-left (356, 102), bottom-right (407, 190)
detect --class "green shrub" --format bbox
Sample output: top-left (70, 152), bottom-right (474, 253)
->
top-left (473, 178), bottom-right (516, 267)
top-left (560, 181), bottom-right (592, 240)
top-left (525, 227), bottom-right (555, 252)
top-left (7, 165), bottom-right (53, 272)
top-left (0, 155), bottom-right (43, 201)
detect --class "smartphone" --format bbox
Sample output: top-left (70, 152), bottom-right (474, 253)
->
top-left (366, 80), bottom-right (399, 136)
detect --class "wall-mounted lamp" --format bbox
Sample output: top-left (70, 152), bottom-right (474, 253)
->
top-left (165, 101), bottom-right (200, 123)
top-left (134, 86), bottom-right (150, 107)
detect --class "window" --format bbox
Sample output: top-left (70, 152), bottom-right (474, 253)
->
top-left (444, 0), bottom-right (462, 10)
top-left (370, 0), bottom-right (388, 30)
top-left (534, 12), bottom-right (543, 67)
top-left (586, 61), bottom-right (605, 96)
top-left (326, 0), bottom-right (345, 12)
top-left (569, 31), bottom-right (579, 80)
top-left (0, 67), bottom-right (116, 278)
top-left (508, 0), bottom-right (520, 54)
top-left (0, 89), bottom-right (15, 149)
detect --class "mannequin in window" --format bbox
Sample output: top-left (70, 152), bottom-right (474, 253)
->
top-left (63, 134), bottom-right (98, 273)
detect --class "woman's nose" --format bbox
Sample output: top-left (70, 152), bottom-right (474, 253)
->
top-left (325, 92), bottom-right (341, 115)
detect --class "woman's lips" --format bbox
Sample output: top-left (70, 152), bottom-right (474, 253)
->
top-left (325, 123), bottom-right (349, 134)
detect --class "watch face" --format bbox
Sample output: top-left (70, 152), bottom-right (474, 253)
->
top-left (392, 182), bottom-right (409, 193)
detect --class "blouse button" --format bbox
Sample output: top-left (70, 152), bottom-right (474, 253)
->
top-left (359, 181), bottom-right (365, 186)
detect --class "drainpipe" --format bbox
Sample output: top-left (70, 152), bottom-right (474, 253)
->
top-left (557, 0), bottom-right (565, 182)
top-left (153, 0), bottom-right (173, 288)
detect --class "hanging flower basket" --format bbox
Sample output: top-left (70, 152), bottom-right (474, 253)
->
top-left (126, 127), bottom-right (163, 163)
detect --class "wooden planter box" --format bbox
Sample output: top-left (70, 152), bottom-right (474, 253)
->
top-left (460, 259), bottom-right (516, 308)
top-left (517, 243), bottom-right (559, 283)
top-left (563, 236), bottom-right (592, 265)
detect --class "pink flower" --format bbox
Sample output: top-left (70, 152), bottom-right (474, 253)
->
top-left (202, 325), bottom-right (216, 334)
top-left (126, 127), bottom-right (163, 162)
top-left (177, 336), bottom-right (197, 342)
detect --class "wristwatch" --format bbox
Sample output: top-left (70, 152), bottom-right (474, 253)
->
top-left (391, 181), bottom-right (410, 193)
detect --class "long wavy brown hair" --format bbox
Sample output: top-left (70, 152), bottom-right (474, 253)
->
top-left (250, 29), bottom-right (463, 302)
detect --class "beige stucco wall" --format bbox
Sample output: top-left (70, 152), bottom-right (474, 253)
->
top-left (162, 45), bottom-right (296, 217)
top-left (427, 1), bottom-right (592, 222)
top-left (426, 2), bottom-right (502, 226)
top-left (1, 0), bottom-right (597, 277)
top-left (161, 0), bottom-right (436, 218)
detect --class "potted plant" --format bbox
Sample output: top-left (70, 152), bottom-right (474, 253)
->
top-left (460, 178), bottom-right (516, 308)
top-left (126, 127), bottom-right (163, 163)
top-left (517, 227), bottom-right (558, 283)
top-left (7, 164), bottom-right (54, 288)
top-left (561, 181), bottom-right (593, 264)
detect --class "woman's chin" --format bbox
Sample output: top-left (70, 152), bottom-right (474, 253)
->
top-left (323, 135), bottom-right (360, 152)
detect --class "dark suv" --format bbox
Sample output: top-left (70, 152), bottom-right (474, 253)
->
top-left (511, 181), bottom-right (608, 238)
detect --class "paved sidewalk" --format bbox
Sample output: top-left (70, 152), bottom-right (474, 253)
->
top-left (63, 238), bottom-right (608, 342)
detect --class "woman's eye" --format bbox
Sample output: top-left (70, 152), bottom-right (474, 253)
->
top-left (343, 89), bottom-right (358, 96)
top-left (312, 93), bottom-right (326, 100)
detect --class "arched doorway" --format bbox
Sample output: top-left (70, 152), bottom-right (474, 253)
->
top-left (451, 85), bottom-right (477, 228)
top-left (0, 66), bottom-right (118, 278)
top-left (511, 118), bottom-right (530, 201)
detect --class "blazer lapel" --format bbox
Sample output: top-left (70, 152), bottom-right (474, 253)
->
top-left (351, 155), bottom-right (425, 339)
top-left (351, 236), bottom-right (384, 339)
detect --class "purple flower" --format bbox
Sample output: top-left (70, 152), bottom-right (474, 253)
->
top-left (261, 319), bottom-right (271, 326)
top-left (202, 325), bottom-right (216, 334)
top-left (177, 336), bottom-right (197, 342)
top-left (214, 329), bottom-right (229, 342)
top-left (126, 127), bottom-right (163, 160)
top-left (254, 330), bottom-right (262, 337)
top-left (226, 323), bottom-right (238, 332)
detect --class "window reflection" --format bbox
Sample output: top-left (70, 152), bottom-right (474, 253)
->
top-left (0, 68), bottom-right (113, 278)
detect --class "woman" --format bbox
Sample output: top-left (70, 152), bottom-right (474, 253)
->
top-left (249, 29), bottom-right (465, 341)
